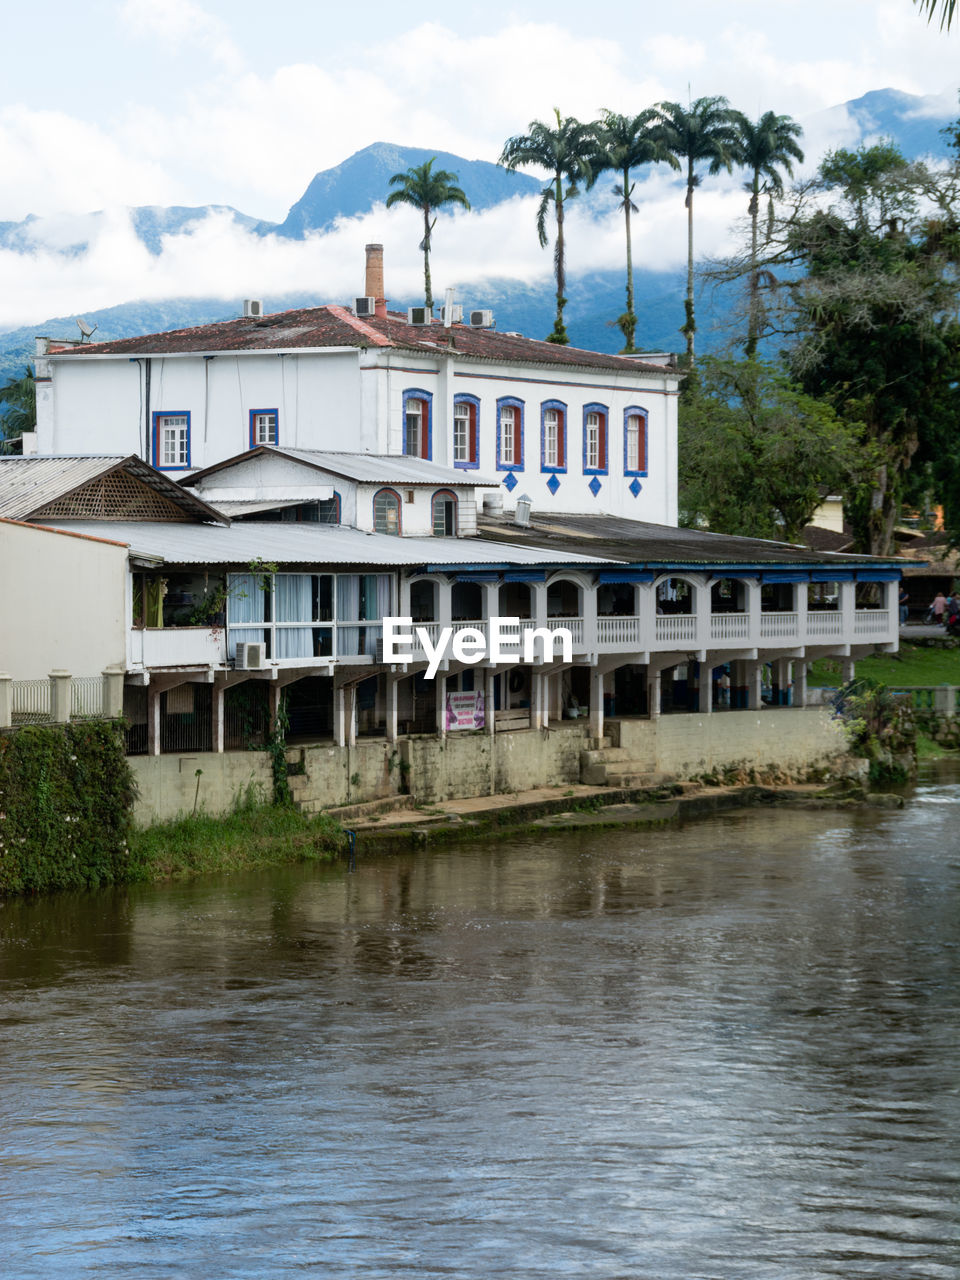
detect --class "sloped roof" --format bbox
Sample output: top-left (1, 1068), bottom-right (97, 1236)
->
top-left (182, 446), bottom-right (499, 489)
top-left (0, 455), bottom-right (227, 524)
top-left (39, 520), bottom-right (609, 568)
top-left (48, 304), bottom-right (676, 377)
top-left (475, 511), bottom-right (906, 570)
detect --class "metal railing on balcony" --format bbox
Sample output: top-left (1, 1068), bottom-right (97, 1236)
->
top-left (71, 676), bottom-right (104, 719)
top-left (11, 680), bottom-right (52, 724)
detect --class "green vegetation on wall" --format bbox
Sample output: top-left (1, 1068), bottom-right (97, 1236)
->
top-left (0, 721), bottom-right (138, 895)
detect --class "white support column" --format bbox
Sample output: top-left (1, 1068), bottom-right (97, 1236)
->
top-left (49, 671), bottom-right (71, 724)
top-left (841, 655), bottom-right (856, 685)
top-left (748, 577), bottom-right (762, 649)
top-left (701, 662), bottom-right (713, 714)
top-left (333, 683), bottom-right (346, 748)
top-left (386, 675), bottom-right (399, 742)
top-left (148, 687), bottom-right (161, 755)
top-left (101, 667), bottom-right (125, 718)
top-left (794, 661), bottom-right (807, 708)
top-left (582, 579), bottom-right (598, 656)
top-left (533, 672), bottom-right (546, 730)
top-left (797, 581), bottom-right (809, 645)
top-left (0, 674), bottom-right (10, 729)
top-left (649, 669), bottom-right (661, 719)
top-left (748, 660), bottom-right (764, 710)
top-left (348, 685), bottom-right (357, 748)
top-left (213, 682), bottom-right (225, 754)
top-left (840, 580), bottom-right (856, 641)
top-left (485, 670), bottom-right (495, 736)
top-left (589, 666), bottom-right (605, 740)
top-left (436, 673), bottom-right (448, 738)
top-left (269, 683), bottom-right (282, 733)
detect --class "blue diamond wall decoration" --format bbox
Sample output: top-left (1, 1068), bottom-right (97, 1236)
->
top-left (588, 476), bottom-right (602, 497)
top-left (629, 478), bottom-right (642, 497)
top-left (503, 472), bottom-right (518, 492)
top-left (546, 474), bottom-right (561, 495)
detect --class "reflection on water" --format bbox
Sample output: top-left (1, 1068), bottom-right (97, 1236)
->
top-left (1, 767), bottom-right (959, 1277)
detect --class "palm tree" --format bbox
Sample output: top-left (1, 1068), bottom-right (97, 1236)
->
top-left (916, 0), bottom-right (956, 28)
top-left (730, 111), bottom-right (804, 358)
top-left (651, 96), bottom-right (741, 362)
top-left (0, 366), bottom-right (35, 454)
top-left (500, 109), bottom-right (596, 344)
top-left (591, 109), bottom-right (680, 353)
top-left (386, 159), bottom-right (470, 312)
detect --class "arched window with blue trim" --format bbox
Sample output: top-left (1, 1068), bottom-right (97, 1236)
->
top-left (582, 402), bottom-right (608, 474)
top-left (373, 487), bottom-right (401, 535)
top-left (497, 397), bottom-right (524, 471)
top-left (540, 399), bottom-right (567, 472)
top-left (623, 406), bottom-right (648, 476)
top-left (402, 389), bottom-right (432, 459)
top-left (432, 489), bottom-right (458, 536)
top-left (453, 394), bottom-right (479, 468)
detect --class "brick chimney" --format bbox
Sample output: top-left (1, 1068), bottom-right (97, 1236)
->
top-left (365, 243), bottom-right (387, 318)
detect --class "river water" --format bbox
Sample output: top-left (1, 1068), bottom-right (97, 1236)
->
top-left (2, 769), bottom-right (959, 1279)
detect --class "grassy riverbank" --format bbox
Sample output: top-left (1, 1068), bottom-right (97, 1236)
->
top-left (810, 642), bottom-right (960, 687)
top-left (129, 798), bottom-right (345, 882)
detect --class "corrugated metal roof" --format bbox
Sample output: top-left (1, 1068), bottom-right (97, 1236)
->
top-left (41, 520), bottom-right (609, 567)
top-left (185, 446), bottom-right (499, 489)
top-left (208, 499), bottom-right (322, 516)
top-left (0, 455), bottom-right (226, 523)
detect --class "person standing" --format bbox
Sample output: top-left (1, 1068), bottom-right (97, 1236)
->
top-left (932, 591), bottom-right (948, 624)
top-left (899, 586), bottom-right (910, 625)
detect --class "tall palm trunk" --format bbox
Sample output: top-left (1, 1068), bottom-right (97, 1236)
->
top-left (422, 206), bottom-right (433, 310)
top-left (683, 159), bottom-right (696, 361)
top-left (621, 165), bottom-right (636, 353)
top-left (552, 174), bottom-right (568, 342)
top-left (745, 178), bottom-right (761, 359)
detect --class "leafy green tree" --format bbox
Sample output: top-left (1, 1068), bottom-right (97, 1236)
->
top-left (500, 109), bottom-right (596, 344)
top-left (0, 366), bottom-right (35, 454)
top-left (679, 357), bottom-right (861, 541)
top-left (589, 109), bottom-right (679, 353)
top-left (782, 144), bottom-right (960, 555)
top-left (729, 110), bottom-right (804, 357)
top-left (386, 158), bottom-right (470, 311)
top-left (915, 0), bottom-right (957, 28)
top-left (651, 96), bottom-right (741, 362)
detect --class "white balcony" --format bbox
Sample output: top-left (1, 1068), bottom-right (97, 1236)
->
top-left (597, 615), bottom-right (642, 649)
top-left (656, 615), bottom-right (696, 645)
top-left (710, 613), bottom-right (750, 643)
top-left (854, 609), bottom-right (891, 637)
top-left (130, 627), bottom-right (225, 669)
top-left (806, 611), bottom-right (843, 638)
top-left (760, 612), bottom-right (799, 640)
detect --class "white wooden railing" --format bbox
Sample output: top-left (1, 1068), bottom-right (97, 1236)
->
top-left (710, 613), bottom-right (750, 642)
top-left (597, 616), bottom-right (641, 647)
top-left (806, 611), bottom-right (843, 637)
top-left (655, 615), bottom-right (697, 644)
top-left (854, 609), bottom-right (891, 636)
top-left (760, 612), bottom-right (799, 639)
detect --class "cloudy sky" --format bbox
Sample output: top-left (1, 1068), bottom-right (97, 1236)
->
top-left (0, 0), bottom-right (957, 326)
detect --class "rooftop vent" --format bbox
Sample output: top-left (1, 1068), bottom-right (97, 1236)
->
top-left (243, 299), bottom-right (263, 318)
top-left (408, 305), bottom-right (433, 325)
top-left (355, 296), bottom-right (376, 317)
top-left (513, 493), bottom-right (532, 527)
top-left (469, 309), bottom-right (494, 328)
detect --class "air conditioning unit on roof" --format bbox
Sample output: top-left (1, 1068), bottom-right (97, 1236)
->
top-left (469, 309), bottom-right (494, 328)
top-left (235, 642), bottom-right (266, 670)
top-left (355, 296), bottom-right (376, 317)
top-left (408, 305), bottom-right (432, 325)
top-left (243, 299), bottom-right (263, 318)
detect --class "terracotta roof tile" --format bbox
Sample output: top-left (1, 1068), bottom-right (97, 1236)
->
top-left (50, 305), bottom-right (676, 375)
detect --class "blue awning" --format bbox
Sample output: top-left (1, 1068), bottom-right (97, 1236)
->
top-left (761, 571), bottom-right (809, 584)
top-left (451, 571), bottom-right (501, 583)
top-left (810, 571), bottom-right (854, 582)
top-left (856, 570), bottom-right (901, 582)
top-left (502, 569), bottom-right (546, 582)
top-left (596, 569), bottom-right (656, 584)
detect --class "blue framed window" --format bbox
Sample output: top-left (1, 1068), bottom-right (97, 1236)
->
top-left (453, 394), bottom-right (480, 469)
top-left (373, 487), bottom-right (402, 535)
top-left (623, 407), bottom-right (648, 476)
top-left (540, 399), bottom-right (567, 472)
top-left (250, 408), bottom-right (278, 448)
top-left (582, 402), bottom-right (608, 475)
top-left (497, 397), bottom-right (524, 471)
top-left (402, 388), bottom-right (433, 459)
top-left (153, 411), bottom-right (191, 470)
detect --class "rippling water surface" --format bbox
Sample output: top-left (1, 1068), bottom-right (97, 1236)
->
top-left (2, 768), bottom-right (959, 1278)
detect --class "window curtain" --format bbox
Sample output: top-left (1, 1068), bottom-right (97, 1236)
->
top-left (274, 575), bottom-right (313, 658)
top-left (144, 579), bottom-right (164, 628)
top-left (228, 574), bottom-right (266, 623)
top-left (337, 575), bottom-right (361, 656)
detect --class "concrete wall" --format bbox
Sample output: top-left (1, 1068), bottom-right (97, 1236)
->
top-left (0, 520), bottom-right (128, 680)
top-left (400, 724), bottom-right (587, 803)
top-left (614, 707), bottom-right (849, 778)
top-left (130, 750), bottom-right (273, 825)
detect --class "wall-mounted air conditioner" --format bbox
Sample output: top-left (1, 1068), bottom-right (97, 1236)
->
top-left (469, 309), bottom-right (494, 328)
top-left (443, 304), bottom-right (463, 324)
top-left (355, 297), bottom-right (376, 317)
top-left (243, 299), bottom-right (263, 318)
top-left (408, 306), bottom-right (432, 325)
top-left (235, 642), bottom-right (266, 670)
